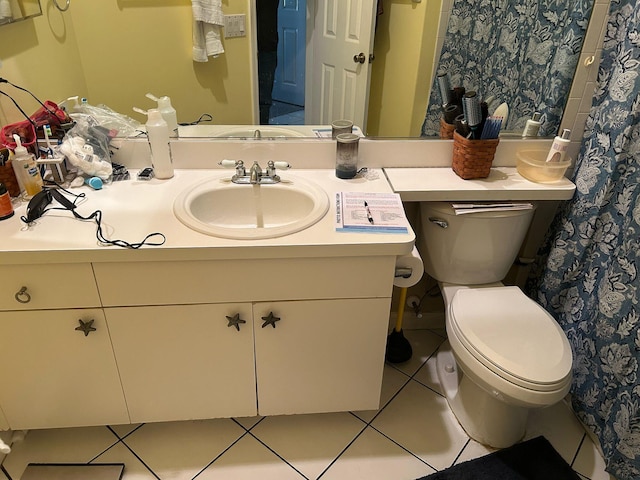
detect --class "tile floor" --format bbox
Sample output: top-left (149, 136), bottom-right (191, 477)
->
top-left (269, 101), bottom-right (304, 125)
top-left (0, 328), bottom-right (613, 480)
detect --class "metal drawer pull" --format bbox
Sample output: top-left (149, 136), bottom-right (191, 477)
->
top-left (428, 217), bottom-right (448, 229)
top-left (15, 286), bottom-right (31, 304)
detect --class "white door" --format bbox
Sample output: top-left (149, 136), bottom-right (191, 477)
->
top-left (305, 0), bottom-right (376, 132)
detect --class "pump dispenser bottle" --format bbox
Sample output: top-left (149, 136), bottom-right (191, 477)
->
top-left (146, 93), bottom-right (178, 137)
top-left (137, 109), bottom-right (174, 179)
top-left (546, 128), bottom-right (571, 163)
top-left (522, 112), bottom-right (542, 137)
top-left (11, 135), bottom-right (43, 198)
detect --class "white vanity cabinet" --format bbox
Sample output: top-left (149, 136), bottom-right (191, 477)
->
top-left (104, 303), bottom-right (257, 423)
top-left (0, 405), bottom-right (9, 431)
top-left (0, 264), bottom-right (129, 430)
top-left (93, 255), bottom-right (395, 419)
top-left (253, 298), bottom-right (390, 416)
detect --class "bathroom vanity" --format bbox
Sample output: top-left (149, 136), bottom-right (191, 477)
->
top-left (0, 168), bottom-right (413, 430)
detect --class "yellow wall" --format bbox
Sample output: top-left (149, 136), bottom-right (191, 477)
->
top-left (367, 0), bottom-right (441, 137)
top-left (0, 1), bottom-right (255, 127)
top-left (0, 8), bottom-right (86, 125)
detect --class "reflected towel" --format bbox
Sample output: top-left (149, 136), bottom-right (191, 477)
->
top-left (192, 0), bottom-right (224, 62)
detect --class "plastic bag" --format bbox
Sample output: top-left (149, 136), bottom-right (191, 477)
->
top-left (61, 97), bottom-right (142, 138)
top-left (58, 115), bottom-right (114, 180)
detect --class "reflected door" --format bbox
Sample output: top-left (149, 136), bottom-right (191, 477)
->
top-left (273, 0), bottom-right (306, 107)
top-left (306, 0), bottom-right (376, 131)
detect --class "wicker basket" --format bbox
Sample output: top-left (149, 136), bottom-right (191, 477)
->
top-left (451, 131), bottom-right (500, 179)
top-left (0, 156), bottom-right (20, 198)
top-left (439, 118), bottom-right (455, 139)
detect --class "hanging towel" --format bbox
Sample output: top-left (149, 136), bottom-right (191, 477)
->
top-left (192, 0), bottom-right (225, 62)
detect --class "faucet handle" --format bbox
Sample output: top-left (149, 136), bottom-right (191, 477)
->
top-left (219, 159), bottom-right (241, 168)
top-left (273, 161), bottom-right (290, 170)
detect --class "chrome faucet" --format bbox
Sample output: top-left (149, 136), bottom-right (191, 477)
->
top-left (219, 159), bottom-right (291, 184)
top-left (249, 161), bottom-right (262, 184)
top-left (253, 129), bottom-right (262, 139)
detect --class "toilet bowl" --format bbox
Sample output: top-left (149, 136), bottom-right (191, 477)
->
top-left (418, 202), bottom-right (573, 448)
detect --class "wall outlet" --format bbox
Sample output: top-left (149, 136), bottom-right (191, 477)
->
top-left (224, 14), bottom-right (246, 38)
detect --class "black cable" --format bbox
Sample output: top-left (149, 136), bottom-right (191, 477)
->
top-left (0, 78), bottom-right (57, 116)
top-left (22, 184), bottom-right (166, 249)
top-left (0, 90), bottom-right (38, 128)
top-left (178, 113), bottom-right (213, 126)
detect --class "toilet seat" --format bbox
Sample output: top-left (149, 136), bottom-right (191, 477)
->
top-left (449, 286), bottom-right (572, 392)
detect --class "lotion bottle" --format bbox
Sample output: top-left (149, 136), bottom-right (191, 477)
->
top-left (146, 93), bottom-right (179, 137)
top-left (11, 134), bottom-right (43, 198)
top-left (545, 128), bottom-right (571, 163)
top-left (522, 112), bottom-right (542, 137)
top-left (142, 109), bottom-right (174, 179)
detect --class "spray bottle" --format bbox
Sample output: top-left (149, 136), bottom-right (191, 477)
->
top-left (11, 134), bottom-right (43, 198)
top-left (146, 93), bottom-right (178, 137)
top-left (134, 108), bottom-right (174, 179)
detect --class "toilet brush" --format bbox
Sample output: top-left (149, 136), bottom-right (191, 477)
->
top-left (386, 286), bottom-right (413, 363)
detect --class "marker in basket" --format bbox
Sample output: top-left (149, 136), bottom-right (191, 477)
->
top-left (364, 201), bottom-right (374, 224)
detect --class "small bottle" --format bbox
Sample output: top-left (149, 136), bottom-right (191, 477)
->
top-left (146, 93), bottom-right (179, 137)
top-left (143, 109), bottom-right (174, 179)
top-left (0, 182), bottom-right (14, 220)
top-left (11, 134), bottom-right (43, 198)
top-left (522, 112), bottom-right (542, 138)
top-left (545, 128), bottom-right (571, 163)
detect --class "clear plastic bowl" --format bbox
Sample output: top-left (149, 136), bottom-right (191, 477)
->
top-left (516, 149), bottom-right (571, 183)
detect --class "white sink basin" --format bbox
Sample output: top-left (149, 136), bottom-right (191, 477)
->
top-left (212, 127), bottom-right (306, 138)
top-left (173, 174), bottom-right (330, 239)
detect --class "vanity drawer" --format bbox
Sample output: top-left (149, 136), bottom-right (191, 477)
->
top-left (0, 263), bottom-right (101, 311)
top-left (93, 256), bottom-right (396, 306)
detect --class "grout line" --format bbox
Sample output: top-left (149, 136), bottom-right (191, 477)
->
top-left (192, 431), bottom-right (252, 479)
top-left (115, 435), bottom-right (162, 480)
top-left (244, 430), bottom-right (310, 480)
top-left (316, 423), bottom-right (369, 479)
top-left (231, 416), bottom-right (266, 432)
top-left (0, 464), bottom-right (13, 480)
top-left (449, 438), bottom-right (471, 467)
top-left (367, 422), bottom-right (439, 472)
top-left (570, 433), bottom-right (588, 472)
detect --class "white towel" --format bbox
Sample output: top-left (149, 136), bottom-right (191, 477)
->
top-left (192, 0), bottom-right (225, 62)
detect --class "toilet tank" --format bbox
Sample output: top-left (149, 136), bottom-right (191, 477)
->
top-left (418, 202), bottom-right (536, 285)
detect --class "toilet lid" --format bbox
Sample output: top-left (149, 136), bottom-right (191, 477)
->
top-left (449, 286), bottom-right (572, 391)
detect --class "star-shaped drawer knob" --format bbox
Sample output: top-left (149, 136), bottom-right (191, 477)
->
top-left (226, 313), bottom-right (247, 331)
top-left (75, 319), bottom-right (97, 336)
top-left (261, 312), bottom-right (281, 329)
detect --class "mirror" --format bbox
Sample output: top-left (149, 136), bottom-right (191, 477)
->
top-left (0, 0), bottom-right (41, 26)
top-left (421, 0), bottom-right (595, 138)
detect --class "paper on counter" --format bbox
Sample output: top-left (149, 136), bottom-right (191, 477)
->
top-left (336, 192), bottom-right (409, 233)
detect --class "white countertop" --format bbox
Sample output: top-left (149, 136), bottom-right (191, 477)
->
top-left (383, 167), bottom-right (576, 202)
top-left (0, 169), bottom-right (415, 265)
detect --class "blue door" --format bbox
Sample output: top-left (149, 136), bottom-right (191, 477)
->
top-left (273, 0), bottom-right (306, 107)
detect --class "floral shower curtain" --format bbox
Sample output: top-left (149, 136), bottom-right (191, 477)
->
top-left (421, 0), bottom-right (593, 137)
top-left (526, 2), bottom-right (640, 479)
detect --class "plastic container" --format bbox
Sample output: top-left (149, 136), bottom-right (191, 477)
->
top-left (517, 150), bottom-right (571, 183)
top-left (335, 133), bottom-right (359, 179)
top-left (142, 109), bottom-right (174, 179)
top-left (146, 93), bottom-right (178, 137)
top-left (11, 134), bottom-right (43, 198)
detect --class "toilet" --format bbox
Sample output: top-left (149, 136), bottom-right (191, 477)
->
top-left (418, 202), bottom-right (572, 448)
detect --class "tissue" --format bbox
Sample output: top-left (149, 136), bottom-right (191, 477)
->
top-left (394, 246), bottom-right (424, 288)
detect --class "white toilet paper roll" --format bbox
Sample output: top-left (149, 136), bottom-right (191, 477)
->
top-left (394, 246), bottom-right (424, 288)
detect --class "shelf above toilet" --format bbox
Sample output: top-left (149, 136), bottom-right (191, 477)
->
top-left (383, 167), bottom-right (575, 202)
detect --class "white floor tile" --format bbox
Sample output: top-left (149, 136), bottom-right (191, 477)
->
top-left (352, 364), bottom-right (410, 423)
top-left (453, 439), bottom-right (495, 465)
top-left (320, 426), bottom-right (436, 480)
top-left (233, 416), bottom-right (264, 431)
top-left (119, 419), bottom-right (246, 480)
top-left (388, 330), bottom-right (445, 378)
top-left (412, 354), bottom-right (443, 396)
top-left (196, 434), bottom-right (305, 479)
top-left (2, 426), bottom-right (119, 479)
top-left (573, 434), bottom-right (616, 480)
top-left (249, 412), bottom-right (365, 480)
top-left (371, 379), bottom-right (469, 470)
top-left (523, 399), bottom-right (587, 465)
top-left (109, 424), bottom-right (143, 439)
top-left (91, 441), bottom-right (159, 480)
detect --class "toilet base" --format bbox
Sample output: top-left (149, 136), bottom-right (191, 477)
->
top-left (436, 341), bottom-right (529, 448)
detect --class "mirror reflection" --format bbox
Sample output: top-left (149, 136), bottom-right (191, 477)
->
top-left (0, 0), bottom-right (41, 26)
top-left (421, 0), bottom-right (594, 139)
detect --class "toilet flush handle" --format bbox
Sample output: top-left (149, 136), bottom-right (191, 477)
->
top-left (428, 217), bottom-right (448, 229)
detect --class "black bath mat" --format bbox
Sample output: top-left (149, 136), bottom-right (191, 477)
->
top-left (416, 436), bottom-right (580, 480)
top-left (21, 463), bottom-right (125, 480)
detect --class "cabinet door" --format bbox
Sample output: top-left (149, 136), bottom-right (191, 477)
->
top-left (254, 298), bottom-right (391, 416)
top-left (105, 304), bottom-right (257, 423)
top-left (0, 309), bottom-right (129, 430)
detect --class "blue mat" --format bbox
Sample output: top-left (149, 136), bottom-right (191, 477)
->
top-left (417, 436), bottom-right (580, 480)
